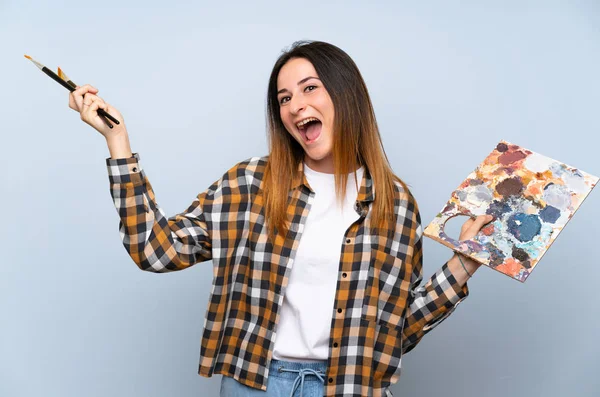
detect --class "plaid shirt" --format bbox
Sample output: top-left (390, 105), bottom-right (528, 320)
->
top-left (106, 154), bottom-right (469, 397)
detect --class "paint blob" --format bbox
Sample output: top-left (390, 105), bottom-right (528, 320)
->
top-left (511, 247), bottom-right (530, 262)
top-left (542, 184), bottom-right (572, 211)
top-left (499, 150), bottom-right (527, 166)
top-left (486, 200), bottom-right (511, 219)
top-left (496, 143), bottom-right (509, 152)
top-left (539, 205), bottom-right (561, 224)
top-left (423, 140), bottom-right (598, 283)
top-left (496, 177), bottom-right (524, 197)
top-left (507, 213), bottom-right (542, 242)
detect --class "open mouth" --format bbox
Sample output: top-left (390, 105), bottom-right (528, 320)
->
top-left (296, 117), bottom-right (322, 144)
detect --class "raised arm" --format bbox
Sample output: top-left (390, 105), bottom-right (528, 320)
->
top-left (70, 84), bottom-right (214, 272)
top-left (106, 153), bottom-right (214, 272)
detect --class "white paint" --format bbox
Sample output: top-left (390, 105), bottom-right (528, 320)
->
top-left (524, 152), bottom-right (554, 173)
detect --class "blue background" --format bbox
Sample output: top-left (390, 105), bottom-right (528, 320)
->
top-left (2, 1), bottom-right (599, 396)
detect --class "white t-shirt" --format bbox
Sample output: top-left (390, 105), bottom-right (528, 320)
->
top-left (272, 162), bottom-right (364, 362)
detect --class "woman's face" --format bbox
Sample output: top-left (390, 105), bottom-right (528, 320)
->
top-left (277, 57), bottom-right (335, 173)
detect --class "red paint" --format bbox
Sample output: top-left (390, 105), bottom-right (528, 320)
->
top-left (482, 224), bottom-right (495, 236)
top-left (498, 150), bottom-right (527, 165)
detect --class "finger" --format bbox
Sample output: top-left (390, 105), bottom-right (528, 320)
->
top-left (68, 94), bottom-right (78, 111)
top-left (92, 94), bottom-right (106, 106)
top-left (81, 97), bottom-right (94, 122)
top-left (70, 85), bottom-right (99, 111)
top-left (459, 214), bottom-right (494, 241)
top-left (460, 217), bottom-right (474, 233)
top-left (81, 96), bottom-right (106, 124)
top-left (81, 96), bottom-right (93, 110)
top-left (468, 215), bottom-right (494, 234)
top-left (83, 93), bottom-right (102, 104)
top-left (82, 96), bottom-right (102, 114)
top-left (73, 84), bottom-right (98, 95)
top-left (82, 93), bottom-right (105, 111)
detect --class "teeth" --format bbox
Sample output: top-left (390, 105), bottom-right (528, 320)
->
top-left (296, 117), bottom-right (319, 129)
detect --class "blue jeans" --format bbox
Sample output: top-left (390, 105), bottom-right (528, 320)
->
top-left (220, 359), bottom-right (327, 397)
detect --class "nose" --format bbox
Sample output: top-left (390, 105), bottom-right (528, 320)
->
top-left (290, 95), bottom-right (306, 115)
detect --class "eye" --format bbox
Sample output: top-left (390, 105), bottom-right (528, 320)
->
top-left (305, 85), bottom-right (317, 92)
top-left (279, 96), bottom-right (290, 105)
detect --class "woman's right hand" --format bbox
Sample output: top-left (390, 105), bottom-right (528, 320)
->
top-left (69, 84), bottom-right (127, 140)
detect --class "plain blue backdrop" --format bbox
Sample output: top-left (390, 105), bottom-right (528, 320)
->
top-left (2, 1), bottom-right (599, 396)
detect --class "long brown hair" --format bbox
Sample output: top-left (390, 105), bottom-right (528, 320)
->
top-left (263, 40), bottom-right (409, 241)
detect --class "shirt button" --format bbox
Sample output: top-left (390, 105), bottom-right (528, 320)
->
top-left (132, 167), bottom-right (138, 172)
top-left (337, 308), bottom-right (342, 313)
top-left (342, 273), bottom-right (347, 278)
top-left (345, 238), bottom-right (351, 244)
top-left (333, 342), bottom-right (338, 347)
top-left (328, 377), bottom-right (333, 383)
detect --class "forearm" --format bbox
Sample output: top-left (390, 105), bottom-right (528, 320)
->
top-left (401, 255), bottom-right (478, 353)
top-left (401, 261), bottom-right (469, 353)
top-left (106, 130), bottom-right (133, 159)
top-left (106, 153), bottom-right (213, 272)
top-left (446, 253), bottom-right (480, 287)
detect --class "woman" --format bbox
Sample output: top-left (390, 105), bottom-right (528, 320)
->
top-left (70, 41), bottom-right (491, 397)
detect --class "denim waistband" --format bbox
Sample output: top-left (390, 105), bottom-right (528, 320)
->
top-left (269, 358), bottom-right (327, 380)
top-left (269, 359), bottom-right (328, 397)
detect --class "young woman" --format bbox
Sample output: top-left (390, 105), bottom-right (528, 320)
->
top-left (70, 41), bottom-right (491, 397)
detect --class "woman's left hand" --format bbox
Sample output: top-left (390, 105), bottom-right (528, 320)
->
top-left (454, 214), bottom-right (494, 274)
top-left (459, 214), bottom-right (493, 241)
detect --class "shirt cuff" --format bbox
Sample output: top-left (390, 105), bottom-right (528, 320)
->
top-left (422, 261), bottom-right (469, 331)
top-left (443, 260), bottom-right (470, 303)
top-left (106, 152), bottom-right (144, 185)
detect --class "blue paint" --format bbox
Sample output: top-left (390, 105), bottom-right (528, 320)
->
top-left (469, 178), bottom-right (484, 186)
top-left (486, 200), bottom-right (511, 219)
top-left (539, 205), bottom-right (561, 224)
top-left (487, 245), bottom-right (506, 267)
top-left (507, 213), bottom-right (542, 242)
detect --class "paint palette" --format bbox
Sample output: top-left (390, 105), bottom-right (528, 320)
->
top-left (423, 141), bottom-right (598, 282)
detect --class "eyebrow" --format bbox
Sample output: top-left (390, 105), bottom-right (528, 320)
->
top-left (277, 76), bottom-right (320, 95)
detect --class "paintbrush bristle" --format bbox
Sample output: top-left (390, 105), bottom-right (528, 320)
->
top-left (24, 55), bottom-right (44, 70)
top-left (57, 66), bottom-right (77, 89)
top-left (58, 67), bottom-right (71, 82)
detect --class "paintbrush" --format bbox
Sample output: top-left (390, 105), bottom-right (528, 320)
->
top-left (24, 55), bottom-right (120, 128)
top-left (57, 67), bottom-right (76, 89)
top-left (58, 66), bottom-right (113, 128)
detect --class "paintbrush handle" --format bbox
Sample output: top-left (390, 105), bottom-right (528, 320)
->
top-left (43, 66), bottom-right (74, 92)
top-left (43, 66), bottom-right (120, 126)
top-left (97, 108), bottom-right (119, 124)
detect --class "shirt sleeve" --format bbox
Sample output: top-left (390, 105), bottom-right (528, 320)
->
top-left (106, 153), bottom-right (213, 272)
top-left (400, 202), bottom-right (469, 354)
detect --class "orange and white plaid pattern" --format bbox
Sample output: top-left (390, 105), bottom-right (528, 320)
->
top-left (106, 154), bottom-right (469, 397)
